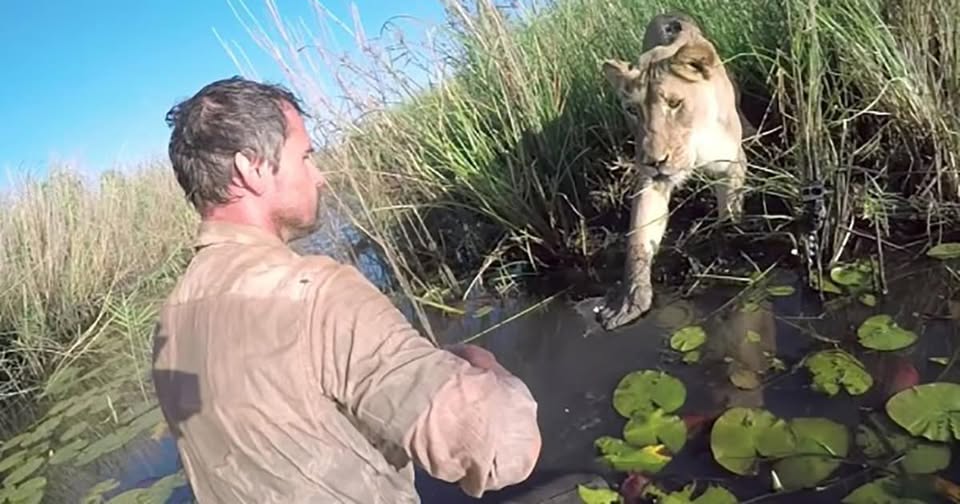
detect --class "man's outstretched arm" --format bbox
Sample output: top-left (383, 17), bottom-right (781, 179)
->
top-left (405, 344), bottom-right (541, 496)
top-left (305, 260), bottom-right (541, 496)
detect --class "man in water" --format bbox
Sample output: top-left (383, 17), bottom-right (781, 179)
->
top-left (152, 76), bottom-right (542, 503)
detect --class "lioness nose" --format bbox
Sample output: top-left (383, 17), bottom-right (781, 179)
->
top-left (644, 153), bottom-right (669, 170)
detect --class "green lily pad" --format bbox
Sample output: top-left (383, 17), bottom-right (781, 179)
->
top-left (710, 408), bottom-right (795, 475)
top-left (926, 242), bottom-right (960, 260)
top-left (670, 326), bottom-right (707, 352)
top-left (73, 431), bottom-right (128, 467)
top-left (623, 408), bottom-right (687, 454)
top-left (0, 449), bottom-right (27, 473)
top-left (2, 476), bottom-right (46, 504)
top-left (858, 293), bottom-right (877, 307)
top-left (48, 438), bottom-right (89, 466)
top-left (126, 407), bottom-right (164, 434)
top-left (2, 456), bottom-right (45, 487)
top-left (856, 417), bottom-right (951, 474)
top-left (842, 475), bottom-right (940, 503)
top-left (121, 471), bottom-right (188, 503)
top-left (59, 421), bottom-right (90, 443)
top-left (886, 382), bottom-right (960, 442)
top-left (594, 436), bottom-right (671, 473)
top-left (577, 484), bottom-right (620, 504)
top-left (46, 396), bottom-right (78, 418)
top-left (612, 370), bottom-right (686, 418)
top-left (118, 401), bottom-right (157, 425)
top-left (82, 479), bottom-right (120, 504)
top-left (682, 350), bottom-right (701, 364)
top-left (729, 369), bottom-right (761, 390)
top-left (1, 433), bottom-right (30, 454)
top-left (745, 330), bottom-right (761, 344)
top-left (772, 417), bottom-right (849, 491)
top-left (766, 285), bottom-right (795, 297)
top-left (805, 349), bottom-right (873, 396)
top-left (857, 315), bottom-right (917, 351)
top-left (830, 260), bottom-right (874, 288)
top-left (810, 273), bottom-right (843, 295)
top-left (660, 484), bottom-right (739, 504)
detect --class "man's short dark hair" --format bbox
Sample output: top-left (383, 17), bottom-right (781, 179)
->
top-left (165, 76), bottom-right (308, 213)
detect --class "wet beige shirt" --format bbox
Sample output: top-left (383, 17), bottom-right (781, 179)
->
top-left (152, 221), bottom-right (541, 503)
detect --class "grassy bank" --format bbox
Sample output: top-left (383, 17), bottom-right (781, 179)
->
top-left (247, 0), bottom-right (960, 304)
top-left (0, 166), bottom-right (195, 429)
top-left (2, 0), bottom-right (960, 500)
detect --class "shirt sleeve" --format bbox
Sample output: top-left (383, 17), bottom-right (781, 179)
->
top-left (305, 260), bottom-right (541, 495)
top-left (404, 364), bottom-right (542, 497)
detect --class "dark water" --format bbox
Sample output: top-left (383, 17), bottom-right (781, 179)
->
top-left (86, 222), bottom-right (960, 503)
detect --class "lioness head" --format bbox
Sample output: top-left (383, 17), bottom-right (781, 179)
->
top-left (603, 37), bottom-right (742, 183)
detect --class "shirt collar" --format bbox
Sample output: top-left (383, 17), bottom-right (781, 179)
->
top-left (192, 220), bottom-right (287, 250)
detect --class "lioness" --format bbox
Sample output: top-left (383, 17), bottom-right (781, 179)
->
top-left (597, 13), bottom-right (748, 330)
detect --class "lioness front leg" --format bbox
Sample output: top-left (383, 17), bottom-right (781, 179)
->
top-left (599, 178), bottom-right (673, 330)
top-left (712, 148), bottom-right (747, 224)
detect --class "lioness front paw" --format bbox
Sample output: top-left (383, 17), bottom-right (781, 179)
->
top-left (597, 286), bottom-right (653, 331)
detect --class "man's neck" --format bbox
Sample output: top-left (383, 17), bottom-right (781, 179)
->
top-left (203, 203), bottom-right (284, 242)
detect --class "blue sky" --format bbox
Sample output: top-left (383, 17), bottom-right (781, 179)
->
top-left (0, 0), bottom-right (447, 184)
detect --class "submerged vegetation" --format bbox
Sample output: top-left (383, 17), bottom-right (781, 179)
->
top-left (1, 0), bottom-right (960, 501)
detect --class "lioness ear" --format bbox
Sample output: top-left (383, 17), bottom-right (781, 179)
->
top-left (670, 40), bottom-right (719, 81)
top-left (602, 59), bottom-right (640, 88)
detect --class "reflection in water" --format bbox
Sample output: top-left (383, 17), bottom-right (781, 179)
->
top-left (79, 221), bottom-right (959, 503)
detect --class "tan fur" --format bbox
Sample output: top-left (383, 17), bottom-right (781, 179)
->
top-left (597, 15), bottom-right (748, 331)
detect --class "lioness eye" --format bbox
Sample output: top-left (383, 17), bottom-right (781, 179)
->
top-left (666, 97), bottom-right (682, 109)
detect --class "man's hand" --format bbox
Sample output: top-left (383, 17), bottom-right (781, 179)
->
top-left (444, 343), bottom-right (509, 376)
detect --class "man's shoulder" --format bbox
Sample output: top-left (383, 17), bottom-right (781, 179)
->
top-left (166, 242), bottom-right (364, 306)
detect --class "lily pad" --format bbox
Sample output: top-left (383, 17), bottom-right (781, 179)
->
top-left (858, 293), bottom-right (877, 307)
top-left (830, 260), bottom-right (874, 288)
top-left (766, 285), bottom-right (795, 297)
top-left (682, 350), bottom-right (701, 364)
top-left (577, 484), bottom-right (620, 504)
top-left (48, 438), bottom-right (89, 466)
top-left (623, 408), bottom-right (687, 454)
top-left (772, 417), bottom-right (849, 491)
top-left (709, 408), bottom-right (795, 475)
top-left (73, 432), bottom-right (128, 467)
top-left (595, 436), bottom-right (671, 473)
top-left (729, 369), bottom-right (761, 390)
top-left (886, 382), bottom-right (960, 442)
top-left (745, 330), bottom-right (761, 344)
top-left (810, 273), bottom-right (843, 295)
top-left (59, 421), bottom-right (90, 443)
top-left (660, 484), bottom-right (739, 504)
top-left (842, 475), bottom-right (939, 503)
top-left (804, 349), bottom-right (873, 396)
top-left (2, 455), bottom-right (45, 487)
top-left (0, 449), bottom-right (27, 473)
top-left (670, 326), bottom-right (707, 352)
top-left (926, 242), bottom-right (960, 260)
top-left (1, 476), bottom-right (46, 504)
top-left (612, 370), bottom-right (686, 418)
top-left (1, 433), bottom-right (30, 454)
top-left (856, 418), bottom-right (951, 475)
top-left (82, 479), bottom-right (120, 504)
top-left (857, 315), bottom-right (917, 351)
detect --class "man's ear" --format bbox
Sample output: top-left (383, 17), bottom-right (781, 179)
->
top-left (602, 59), bottom-right (640, 89)
top-left (233, 150), bottom-right (267, 195)
top-left (669, 40), bottom-right (719, 81)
